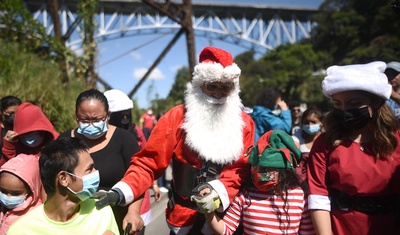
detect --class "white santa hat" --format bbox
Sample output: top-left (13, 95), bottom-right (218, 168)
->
top-left (322, 61), bottom-right (392, 100)
top-left (104, 89), bottom-right (133, 112)
top-left (192, 46), bottom-right (241, 86)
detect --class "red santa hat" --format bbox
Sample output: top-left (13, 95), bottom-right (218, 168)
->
top-left (322, 61), bottom-right (392, 100)
top-left (192, 46), bottom-right (241, 85)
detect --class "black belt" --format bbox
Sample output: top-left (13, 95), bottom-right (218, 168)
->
top-left (330, 188), bottom-right (398, 214)
top-left (171, 192), bottom-right (197, 209)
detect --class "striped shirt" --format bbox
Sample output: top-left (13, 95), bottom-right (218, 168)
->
top-left (223, 187), bottom-right (315, 235)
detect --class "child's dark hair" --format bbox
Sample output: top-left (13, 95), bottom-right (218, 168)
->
top-left (255, 87), bottom-right (281, 110)
top-left (243, 168), bottom-right (301, 234)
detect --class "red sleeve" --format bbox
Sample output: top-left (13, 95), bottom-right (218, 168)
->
top-left (307, 134), bottom-right (330, 196)
top-left (1, 139), bottom-right (17, 167)
top-left (121, 106), bottom-right (183, 198)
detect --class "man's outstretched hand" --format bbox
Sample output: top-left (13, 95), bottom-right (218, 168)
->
top-left (92, 190), bottom-right (120, 209)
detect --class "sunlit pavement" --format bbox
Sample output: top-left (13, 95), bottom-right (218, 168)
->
top-left (145, 164), bottom-right (172, 235)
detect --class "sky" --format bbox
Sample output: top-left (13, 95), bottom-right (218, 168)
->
top-left (94, 0), bottom-right (324, 109)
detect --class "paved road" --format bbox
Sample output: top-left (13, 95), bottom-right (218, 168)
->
top-left (145, 164), bottom-right (172, 235)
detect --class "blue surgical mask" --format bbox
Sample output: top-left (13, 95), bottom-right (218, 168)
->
top-left (77, 120), bottom-right (108, 139)
top-left (302, 124), bottom-right (321, 135)
top-left (67, 170), bottom-right (100, 201)
top-left (19, 132), bottom-right (45, 148)
top-left (0, 191), bottom-right (27, 209)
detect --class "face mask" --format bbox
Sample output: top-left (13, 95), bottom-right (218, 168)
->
top-left (333, 107), bottom-right (372, 130)
top-left (67, 170), bottom-right (100, 201)
top-left (0, 191), bottom-right (27, 209)
top-left (19, 132), bottom-right (45, 148)
top-left (271, 109), bottom-right (281, 116)
top-left (302, 124), bottom-right (321, 135)
top-left (121, 117), bottom-right (130, 126)
top-left (3, 115), bottom-right (14, 124)
top-left (77, 120), bottom-right (108, 139)
top-left (206, 96), bottom-right (227, 105)
top-left (109, 112), bottom-right (131, 129)
top-left (251, 169), bottom-right (277, 192)
top-left (147, 110), bottom-right (153, 115)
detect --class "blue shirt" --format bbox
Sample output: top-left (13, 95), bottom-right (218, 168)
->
top-left (251, 105), bottom-right (292, 142)
top-left (386, 98), bottom-right (400, 120)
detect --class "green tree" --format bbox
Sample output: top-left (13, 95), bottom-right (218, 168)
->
top-left (167, 66), bottom-right (190, 105)
top-left (311, 0), bottom-right (400, 64)
top-left (0, 40), bottom-right (85, 132)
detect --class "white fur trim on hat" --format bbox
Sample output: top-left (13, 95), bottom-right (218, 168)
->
top-left (104, 89), bottom-right (133, 112)
top-left (192, 62), bottom-right (241, 85)
top-left (322, 61), bottom-right (392, 100)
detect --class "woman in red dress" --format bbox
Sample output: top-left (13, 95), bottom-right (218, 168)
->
top-left (307, 61), bottom-right (400, 235)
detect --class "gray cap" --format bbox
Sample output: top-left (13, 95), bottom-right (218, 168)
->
top-left (387, 62), bottom-right (400, 72)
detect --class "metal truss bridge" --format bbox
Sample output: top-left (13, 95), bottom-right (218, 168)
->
top-left (19, 0), bottom-right (319, 96)
top-left (24, 0), bottom-right (318, 52)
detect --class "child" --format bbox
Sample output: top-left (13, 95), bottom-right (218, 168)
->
top-left (0, 154), bottom-right (42, 234)
top-left (192, 129), bottom-right (314, 235)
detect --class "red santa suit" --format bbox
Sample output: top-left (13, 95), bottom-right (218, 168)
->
top-left (308, 134), bottom-right (400, 234)
top-left (113, 47), bottom-right (255, 234)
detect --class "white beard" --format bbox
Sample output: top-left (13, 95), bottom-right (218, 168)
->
top-left (182, 82), bottom-right (245, 165)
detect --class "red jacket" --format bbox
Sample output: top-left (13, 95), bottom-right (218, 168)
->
top-left (114, 104), bottom-right (254, 229)
top-left (1, 102), bottom-right (59, 166)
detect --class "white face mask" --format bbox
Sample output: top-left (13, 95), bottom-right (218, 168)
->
top-left (206, 96), bottom-right (227, 105)
top-left (271, 109), bottom-right (281, 116)
top-left (19, 132), bottom-right (45, 148)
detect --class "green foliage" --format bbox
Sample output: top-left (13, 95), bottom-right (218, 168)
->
top-left (238, 43), bottom-right (329, 109)
top-left (167, 67), bottom-right (190, 105)
top-left (76, 0), bottom-right (99, 87)
top-left (0, 40), bottom-right (85, 133)
top-left (312, 0), bottom-right (400, 64)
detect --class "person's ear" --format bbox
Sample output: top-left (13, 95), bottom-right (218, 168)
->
top-left (58, 171), bottom-right (69, 187)
top-left (107, 111), bottom-right (111, 121)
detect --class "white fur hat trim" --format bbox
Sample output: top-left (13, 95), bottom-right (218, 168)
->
top-left (322, 61), bottom-right (391, 100)
top-left (193, 62), bottom-right (241, 85)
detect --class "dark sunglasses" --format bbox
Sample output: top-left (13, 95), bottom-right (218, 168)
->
top-left (203, 82), bottom-right (234, 94)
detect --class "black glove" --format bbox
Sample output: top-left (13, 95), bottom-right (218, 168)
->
top-left (92, 189), bottom-right (121, 209)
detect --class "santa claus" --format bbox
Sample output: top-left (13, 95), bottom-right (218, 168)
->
top-left (95, 46), bottom-right (255, 235)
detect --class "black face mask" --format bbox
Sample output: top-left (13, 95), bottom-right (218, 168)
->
top-left (109, 111), bottom-right (132, 130)
top-left (3, 115), bottom-right (14, 124)
top-left (333, 107), bottom-right (372, 130)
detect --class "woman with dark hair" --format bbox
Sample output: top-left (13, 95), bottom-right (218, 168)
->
top-left (59, 89), bottom-right (141, 234)
top-left (1, 96), bottom-right (21, 133)
top-left (292, 105), bottom-right (324, 184)
top-left (193, 130), bottom-right (314, 235)
top-left (308, 62), bottom-right (400, 234)
top-left (0, 96), bottom-right (22, 160)
top-left (251, 87), bottom-right (292, 142)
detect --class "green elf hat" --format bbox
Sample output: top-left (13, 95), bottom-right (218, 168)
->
top-left (248, 130), bottom-right (302, 169)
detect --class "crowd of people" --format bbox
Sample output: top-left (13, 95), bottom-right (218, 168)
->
top-left (0, 46), bottom-right (400, 235)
